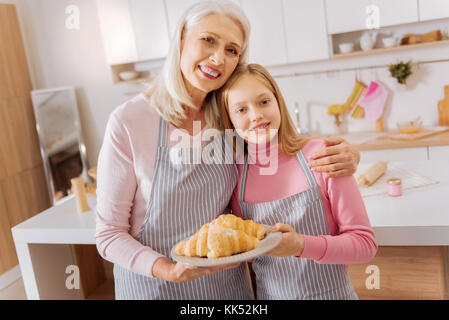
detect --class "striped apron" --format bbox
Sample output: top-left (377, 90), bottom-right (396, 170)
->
top-left (113, 119), bottom-right (254, 300)
top-left (239, 150), bottom-right (358, 300)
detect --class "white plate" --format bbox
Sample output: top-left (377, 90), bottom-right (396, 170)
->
top-left (170, 226), bottom-right (282, 267)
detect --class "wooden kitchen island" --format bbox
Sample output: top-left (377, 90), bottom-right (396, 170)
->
top-left (10, 159), bottom-right (449, 300)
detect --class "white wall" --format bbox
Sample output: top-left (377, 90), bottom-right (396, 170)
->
top-left (7, 0), bottom-right (449, 165)
top-left (270, 45), bottom-right (449, 135)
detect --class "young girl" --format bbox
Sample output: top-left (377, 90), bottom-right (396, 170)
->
top-left (215, 64), bottom-right (378, 300)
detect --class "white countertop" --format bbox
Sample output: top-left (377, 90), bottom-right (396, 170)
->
top-left (11, 160), bottom-right (449, 246)
top-left (11, 195), bottom-right (97, 244)
top-left (358, 160), bottom-right (449, 245)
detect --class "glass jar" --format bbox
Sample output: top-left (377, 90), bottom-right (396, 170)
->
top-left (387, 178), bottom-right (402, 197)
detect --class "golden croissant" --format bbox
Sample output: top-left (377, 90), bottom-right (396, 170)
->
top-left (174, 214), bottom-right (265, 258)
top-left (211, 214), bottom-right (266, 240)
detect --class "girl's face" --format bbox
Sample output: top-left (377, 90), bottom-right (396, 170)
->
top-left (226, 74), bottom-right (281, 145)
top-left (180, 14), bottom-right (244, 98)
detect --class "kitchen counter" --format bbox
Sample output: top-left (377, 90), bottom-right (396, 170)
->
top-left (357, 160), bottom-right (449, 245)
top-left (11, 160), bottom-right (449, 299)
top-left (338, 127), bottom-right (449, 151)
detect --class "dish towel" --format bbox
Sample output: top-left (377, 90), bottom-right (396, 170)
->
top-left (358, 81), bottom-right (388, 121)
top-left (344, 80), bottom-right (367, 118)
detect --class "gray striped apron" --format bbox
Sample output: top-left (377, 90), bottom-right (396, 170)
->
top-left (240, 150), bottom-right (358, 300)
top-left (113, 118), bottom-right (254, 300)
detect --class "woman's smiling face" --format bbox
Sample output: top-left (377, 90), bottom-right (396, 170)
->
top-left (226, 74), bottom-right (281, 145)
top-left (180, 14), bottom-right (244, 97)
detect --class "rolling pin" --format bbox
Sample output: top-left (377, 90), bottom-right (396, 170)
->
top-left (71, 176), bottom-right (90, 213)
top-left (357, 161), bottom-right (388, 187)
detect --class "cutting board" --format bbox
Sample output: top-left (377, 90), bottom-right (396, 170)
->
top-left (377, 127), bottom-right (449, 141)
top-left (438, 85), bottom-right (449, 126)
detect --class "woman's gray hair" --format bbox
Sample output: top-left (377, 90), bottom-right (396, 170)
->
top-left (146, 0), bottom-right (250, 129)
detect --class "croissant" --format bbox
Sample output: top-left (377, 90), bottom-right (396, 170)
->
top-left (174, 215), bottom-right (265, 258)
top-left (210, 214), bottom-right (266, 240)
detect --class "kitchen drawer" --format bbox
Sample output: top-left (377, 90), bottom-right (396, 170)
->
top-left (360, 147), bottom-right (428, 162)
top-left (428, 145), bottom-right (449, 160)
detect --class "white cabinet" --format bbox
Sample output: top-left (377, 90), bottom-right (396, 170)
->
top-left (96, 0), bottom-right (169, 64)
top-left (326, 0), bottom-right (419, 34)
top-left (241, 0), bottom-right (287, 66)
top-left (97, 0), bottom-right (138, 64)
top-left (418, 0), bottom-right (449, 21)
top-left (165, 0), bottom-right (203, 39)
top-left (428, 145), bottom-right (449, 160)
top-left (283, 0), bottom-right (330, 63)
top-left (371, 0), bottom-right (418, 27)
top-left (129, 0), bottom-right (170, 61)
top-left (325, 0), bottom-right (370, 34)
top-left (360, 147), bottom-right (428, 163)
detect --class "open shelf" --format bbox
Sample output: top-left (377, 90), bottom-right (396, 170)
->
top-left (333, 39), bottom-right (449, 59)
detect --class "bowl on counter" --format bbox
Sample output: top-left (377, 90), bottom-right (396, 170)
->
top-left (397, 118), bottom-right (422, 134)
top-left (338, 43), bottom-right (354, 53)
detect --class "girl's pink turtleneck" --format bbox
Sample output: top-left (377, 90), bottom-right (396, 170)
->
top-left (231, 138), bottom-right (378, 265)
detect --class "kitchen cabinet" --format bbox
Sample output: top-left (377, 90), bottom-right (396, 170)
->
top-left (418, 0), bottom-right (449, 21)
top-left (325, 0), bottom-right (370, 34)
top-left (96, 0), bottom-right (138, 64)
top-left (241, 0), bottom-right (287, 66)
top-left (129, 0), bottom-right (170, 61)
top-left (326, 0), bottom-right (419, 34)
top-left (370, 0), bottom-right (418, 27)
top-left (428, 145), bottom-right (449, 160)
top-left (165, 0), bottom-right (203, 38)
top-left (96, 0), bottom-right (169, 64)
top-left (359, 147), bottom-right (428, 162)
top-left (283, 0), bottom-right (330, 63)
top-left (0, 4), bottom-right (51, 277)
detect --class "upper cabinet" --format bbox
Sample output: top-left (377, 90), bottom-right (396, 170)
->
top-left (325, 0), bottom-right (371, 34)
top-left (129, 0), bottom-right (170, 61)
top-left (96, 0), bottom-right (169, 65)
top-left (165, 0), bottom-right (203, 38)
top-left (283, 0), bottom-right (330, 63)
top-left (371, 0), bottom-right (418, 27)
top-left (241, 0), bottom-right (287, 66)
top-left (97, 0), bottom-right (449, 68)
top-left (97, 0), bottom-right (138, 64)
top-left (418, 0), bottom-right (449, 21)
top-left (326, 0), bottom-right (419, 34)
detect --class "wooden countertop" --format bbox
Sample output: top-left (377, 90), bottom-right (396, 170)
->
top-left (337, 128), bottom-right (449, 151)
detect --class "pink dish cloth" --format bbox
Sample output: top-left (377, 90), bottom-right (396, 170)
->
top-left (358, 81), bottom-right (387, 121)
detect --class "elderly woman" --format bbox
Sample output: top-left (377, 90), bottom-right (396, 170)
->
top-left (95, 0), bottom-right (360, 300)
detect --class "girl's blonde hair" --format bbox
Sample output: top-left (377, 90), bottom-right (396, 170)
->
top-left (215, 63), bottom-right (314, 156)
top-left (145, 0), bottom-right (250, 129)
